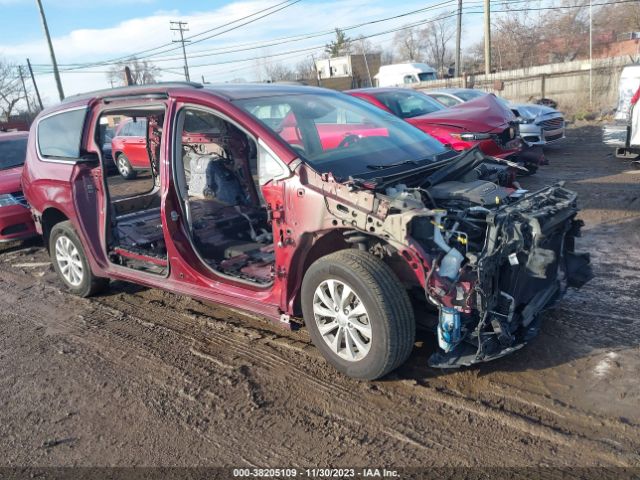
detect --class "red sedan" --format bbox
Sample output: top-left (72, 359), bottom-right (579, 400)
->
top-left (110, 118), bottom-right (151, 178)
top-left (0, 131), bottom-right (36, 243)
top-left (346, 88), bottom-right (523, 160)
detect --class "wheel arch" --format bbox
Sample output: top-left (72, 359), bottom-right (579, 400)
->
top-left (41, 207), bottom-right (70, 252)
top-left (286, 229), bottom-right (419, 317)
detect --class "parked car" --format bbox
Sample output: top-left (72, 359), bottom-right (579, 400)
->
top-left (346, 88), bottom-right (529, 172)
top-left (0, 131), bottom-right (36, 243)
top-left (374, 63), bottom-right (438, 87)
top-left (111, 117), bottom-right (151, 178)
top-left (23, 83), bottom-right (591, 379)
top-left (426, 88), bottom-right (566, 146)
top-left (603, 64), bottom-right (640, 158)
top-left (607, 85), bottom-right (640, 160)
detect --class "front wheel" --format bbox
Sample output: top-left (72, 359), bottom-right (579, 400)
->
top-left (49, 221), bottom-right (109, 297)
top-left (301, 250), bottom-right (415, 380)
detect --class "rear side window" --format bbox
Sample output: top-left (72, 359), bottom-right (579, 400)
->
top-left (38, 108), bottom-right (86, 160)
top-left (432, 94), bottom-right (459, 107)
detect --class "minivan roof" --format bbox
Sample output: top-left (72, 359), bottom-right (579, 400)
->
top-left (46, 81), bottom-right (337, 111)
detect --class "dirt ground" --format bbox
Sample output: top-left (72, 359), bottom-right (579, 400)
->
top-left (1, 124), bottom-right (639, 469)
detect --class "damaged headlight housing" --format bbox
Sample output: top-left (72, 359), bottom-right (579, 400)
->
top-left (450, 132), bottom-right (492, 141)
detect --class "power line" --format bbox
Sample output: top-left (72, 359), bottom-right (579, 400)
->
top-left (33, 0), bottom-right (630, 74)
top-left (33, 0), bottom-right (458, 72)
top-left (35, 0), bottom-right (303, 73)
top-left (30, 0), bottom-right (634, 77)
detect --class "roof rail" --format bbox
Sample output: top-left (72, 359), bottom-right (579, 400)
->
top-left (61, 81), bottom-right (203, 104)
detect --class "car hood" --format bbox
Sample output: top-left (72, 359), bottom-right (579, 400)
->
top-left (410, 95), bottom-right (514, 133)
top-left (0, 166), bottom-right (23, 194)
top-left (511, 103), bottom-right (560, 120)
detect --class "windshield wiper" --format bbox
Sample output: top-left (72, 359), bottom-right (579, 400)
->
top-left (366, 159), bottom-right (419, 170)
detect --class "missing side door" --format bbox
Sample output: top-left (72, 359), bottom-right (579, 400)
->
top-left (96, 107), bottom-right (168, 275)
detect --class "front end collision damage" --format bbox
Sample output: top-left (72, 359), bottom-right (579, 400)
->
top-left (291, 155), bottom-right (592, 369)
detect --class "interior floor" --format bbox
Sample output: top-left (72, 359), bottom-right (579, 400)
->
top-left (188, 200), bottom-right (274, 284)
top-left (108, 200), bottom-right (275, 284)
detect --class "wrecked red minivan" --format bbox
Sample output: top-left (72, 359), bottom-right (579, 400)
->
top-left (22, 83), bottom-right (592, 379)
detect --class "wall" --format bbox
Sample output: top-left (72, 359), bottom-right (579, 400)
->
top-left (412, 56), bottom-right (633, 114)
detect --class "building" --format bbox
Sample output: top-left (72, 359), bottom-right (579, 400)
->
top-left (314, 53), bottom-right (382, 90)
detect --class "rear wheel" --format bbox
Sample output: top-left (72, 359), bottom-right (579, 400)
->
top-left (116, 153), bottom-right (137, 179)
top-left (301, 250), bottom-right (415, 380)
top-left (49, 221), bottom-right (109, 297)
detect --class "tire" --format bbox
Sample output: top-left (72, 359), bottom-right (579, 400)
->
top-left (517, 163), bottom-right (538, 176)
top-left (116, 153), bottom-right (137, 179)
top-left (301, 249), bottom-right (415, 380)
top-left (49, 221), bottom-right (109, 297)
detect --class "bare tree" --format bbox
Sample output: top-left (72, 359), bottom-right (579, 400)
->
top-left (392, 26), bottom-right (425, 62)
top-left (107, 58), bottom-right (161, 86)
top-left (0, 59), bottom-right (27, 121)
top-left (538, 0), bottom-right (589, 63)
top-left (350, 35), bottom-right (378, 56)
top-left (489, 11), bottom-right (543, 70)
top-left (294, 58), bottom-right (317, 81)
top-left (380, 48), bottom-right (395, 65)
top-left (594, 2), bottom-right (640, 41)
top-left (254, 54), bottom-right (296, 82)
top-left (325, 28), bottom-right (352, 57)
top-left (422, 15), bottom-right (455, 75)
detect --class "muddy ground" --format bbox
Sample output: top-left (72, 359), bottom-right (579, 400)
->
top-left (1, 124), bottom-right (639, 469)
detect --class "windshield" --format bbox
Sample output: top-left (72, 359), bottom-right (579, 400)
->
top-left (373, 90), bottom-right (445, 118)
top-left (0, 137), bottom-right (28, 170)
top-left (456, 89), bottom-right (487, 101)
top-left (234, 92), bottom-right (449, 179)
top-left (417, 72), bottom-right (436, 81)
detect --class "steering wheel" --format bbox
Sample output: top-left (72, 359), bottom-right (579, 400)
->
top-left (337, 134), bottom-right (362, 149)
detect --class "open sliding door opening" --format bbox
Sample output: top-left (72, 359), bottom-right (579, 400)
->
top-left (95, 106), bottom-right (168, 275)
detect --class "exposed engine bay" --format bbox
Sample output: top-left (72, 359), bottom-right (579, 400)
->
top-left (404, 180), bottom-right (591, 367)
top-left (312, 147), bottom-right (593, 368)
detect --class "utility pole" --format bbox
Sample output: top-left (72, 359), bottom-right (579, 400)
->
top-left (170, 21), bottom-right (191, 82)
top-left (311, 54), bottom-right (321, 87)
top-left (18, 66), bottom-right (32, 115)
top-left (360, 39), bottom-right (373, 87)
top-left (483, 0), bottom-right (491, 76)
top-left (35, 0), bottom-right (64, 100)
top-left (124, 66), bottom-right (134, 86)
top-left (589, 0), bottom-right (593, 107)
top-left (26, 58), bottom-right (43, 110)
top-left (455, 0), bottom-right (462, 77)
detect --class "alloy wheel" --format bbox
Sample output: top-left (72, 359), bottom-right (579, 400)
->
top-left (313, 279), bottom-right (372, 361)
top-left (117, 156), bottom-right (130, 177)
top-left (55, 235), bottom-right (84, 287)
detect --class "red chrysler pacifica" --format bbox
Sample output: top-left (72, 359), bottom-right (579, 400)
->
top-left (22, 83), bottom-right (591, 379)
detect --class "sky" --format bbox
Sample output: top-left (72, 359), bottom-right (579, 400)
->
top-left (0, 0), bottom-right (487, 108)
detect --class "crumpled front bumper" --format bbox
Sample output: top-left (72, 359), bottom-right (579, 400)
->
top-left (0, 204), bottom-right (37, 243)
top-left (428, 184), bottom-right (592, 369)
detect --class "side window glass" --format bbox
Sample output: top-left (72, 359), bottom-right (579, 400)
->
top-left (99, 112), bottom-right (158, 200)
top-left (258, 143), bottom-right (289, 186)
top-left (38, 108), bottom-right (86, 159)
top-left (436, 95), bottom-right (456, 107)
top-left (403, 75), bottom-right (416, 84)
top-left (120, 122), bottom-right (131, 136)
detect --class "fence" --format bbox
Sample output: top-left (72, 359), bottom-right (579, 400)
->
top-left (413, 56), bottom-right (633, 114)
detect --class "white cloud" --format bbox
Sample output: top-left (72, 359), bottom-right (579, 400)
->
top-left (0, 0), bottom-right (482, 106)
